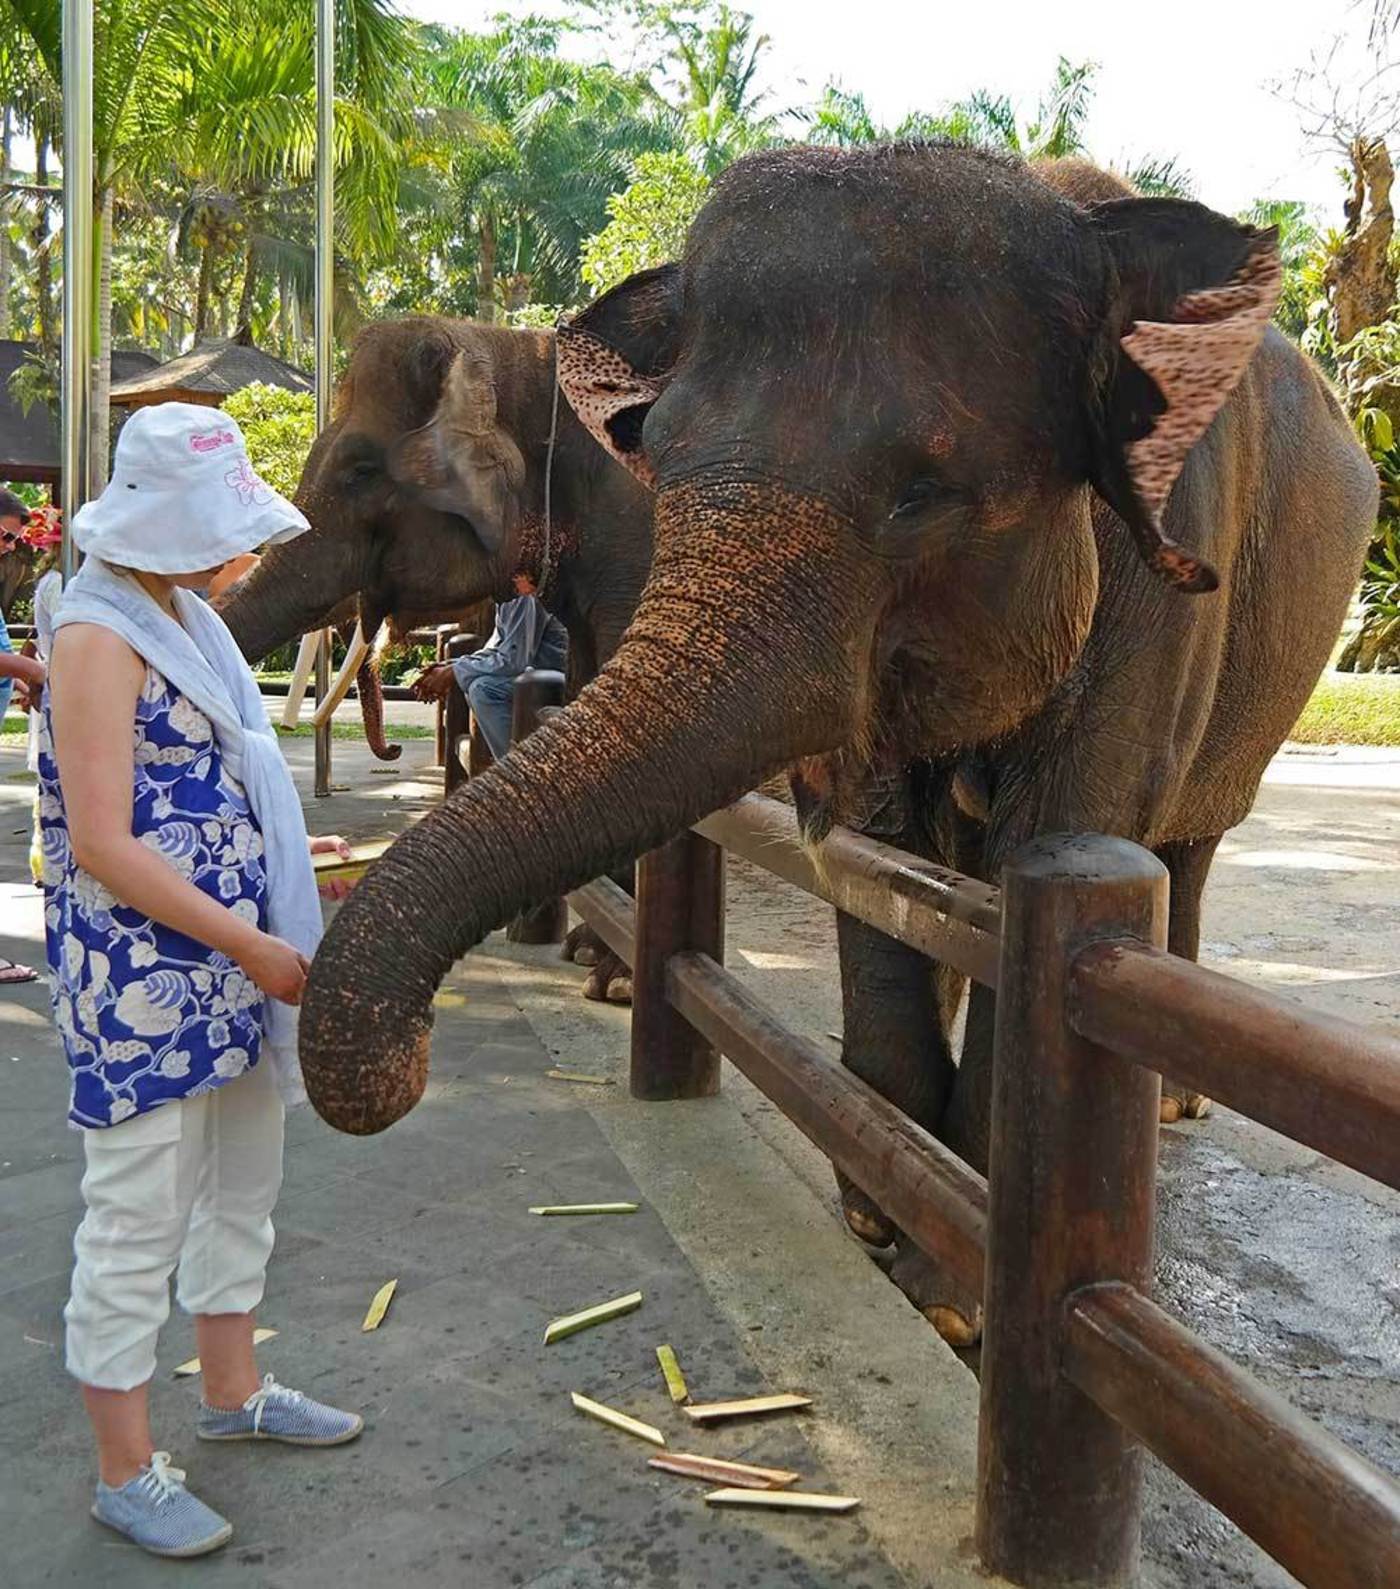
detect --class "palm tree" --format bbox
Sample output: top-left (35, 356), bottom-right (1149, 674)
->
top-left (804, 57), bottom-right (1192, 197)
top-left (175, 0), bottom-right (417, 344)
top-left (421, 19), bottom-right (673, 318)
top-left (0, 0), bottom-right (416, 481)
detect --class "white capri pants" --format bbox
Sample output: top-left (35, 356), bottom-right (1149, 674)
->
top-left (65, 1059), bottom-right (285, 1391)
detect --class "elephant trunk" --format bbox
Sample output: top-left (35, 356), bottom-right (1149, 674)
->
top-left (301, 482), bottom-right (872, 1133)
top-left (355, 643), bottom-right (401, 762)
top-left (216, 522), bottom-right (369, 664)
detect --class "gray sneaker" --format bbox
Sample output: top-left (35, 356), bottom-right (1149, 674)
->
top-left (197, 1373), bottom-right (364, 1446)
top-left (91, 1451), bottom-right (232, 1558)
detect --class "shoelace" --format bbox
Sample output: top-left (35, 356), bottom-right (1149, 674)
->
top-left (243, 1373), bottom-right (303, 1435)
top-left (135, 1451), bottom-right (186, 1506)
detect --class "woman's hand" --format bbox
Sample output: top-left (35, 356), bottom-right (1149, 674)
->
top-left (310, 834), bottom-right (355, 901)
top-left (237, 931), bottom-right (310, 1004)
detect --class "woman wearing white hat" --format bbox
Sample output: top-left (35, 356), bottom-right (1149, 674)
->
top-left (39, 403), bottom-right (364, 1557)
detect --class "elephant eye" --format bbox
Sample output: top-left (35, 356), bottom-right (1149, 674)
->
top-left (342, 457), bottom-right (381, 491)
top-left (890, 478), bottom-right (943, 520)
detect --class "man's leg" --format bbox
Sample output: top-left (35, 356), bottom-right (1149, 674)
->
top-left (467, 674), bottom-right (516, 760)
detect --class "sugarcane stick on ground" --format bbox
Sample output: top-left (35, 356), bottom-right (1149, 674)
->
top-left (528, 1203), bottom-right (639, 1216)
top-left (545, 1068), bottom-right (614, 1086)
top-left (570, 1392), bottom-right (665, 1447)
top-left (683, 1393), bottom-right (812, 1424)
top-left (648, 1453), bottom-right (800, 1489)
top-left (705, 1489), bottom-right (861, 1513)
top-left (656, 1344), bottom-right (688, 1404)
top-left (361, 1278), bottom-right (397, 1331)
top-left (544, 1290), bottom-right (643, 1344)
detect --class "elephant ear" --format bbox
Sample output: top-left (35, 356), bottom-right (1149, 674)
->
top-left (557, 263), bottom-right (683, 489)
top-left (389, 350), bottom-right (524, 552)
top-left (1086, 199), bottom-right (1282, 594)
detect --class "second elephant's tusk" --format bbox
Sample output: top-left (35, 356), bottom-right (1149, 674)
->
top-left (311, 622), bottom-right (371, 729)
top-left (281, 629), bottom-right (325, 729)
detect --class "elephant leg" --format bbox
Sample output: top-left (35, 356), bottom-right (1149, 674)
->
top-left (887, 975), bottom-right (992, 1347)
top-left (569, 866), bottom-right (635, 1004)
top-left (835, 911), bottom-right (952, 1248)
top-left (883, 791), bottom-right (990, 1346)
top-left (1156, 834), bottom-right (1222, 1123)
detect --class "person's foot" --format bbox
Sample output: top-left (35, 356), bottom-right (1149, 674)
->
top-left (0, 957), bottom-right (36, 984)
top-left (197, 1374), bottom-right (364, 1446)
top-left (91, 1451), bottom-right (232, 1558)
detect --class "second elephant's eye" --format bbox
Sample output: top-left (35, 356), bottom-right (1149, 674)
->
top-left (890, 478), bottom-right (942, 520)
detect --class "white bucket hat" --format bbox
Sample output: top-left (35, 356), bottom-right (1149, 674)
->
top-left (71, 401), bottom-right (309, 573)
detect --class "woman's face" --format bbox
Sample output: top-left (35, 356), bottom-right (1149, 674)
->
top-left (167, 567), bottom-right (226, 590)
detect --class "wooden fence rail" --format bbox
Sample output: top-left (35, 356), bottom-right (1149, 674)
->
top-left (567, 797), bottom-right (1400, 1589)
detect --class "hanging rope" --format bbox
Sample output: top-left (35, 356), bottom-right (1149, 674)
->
top-left (541, 334), bottom-right (561, 601)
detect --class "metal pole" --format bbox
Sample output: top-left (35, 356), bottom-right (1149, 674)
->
top-left (312, 0), bottom-right (334, 796)
top-left (60, 0), bottom-right (94, 584)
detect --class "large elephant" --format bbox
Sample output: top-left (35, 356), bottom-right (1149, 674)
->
top-left (298, 146), bottom-right (1375, 1332)
top-left (215, 315), bottom-right (654, 995)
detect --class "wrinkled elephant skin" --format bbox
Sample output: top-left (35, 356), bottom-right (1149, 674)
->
top-left (301, 146), bottom-right (1376, 1363)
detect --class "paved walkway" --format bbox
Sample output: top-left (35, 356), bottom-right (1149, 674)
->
top-left (0, 736), bottom-right (990, 1588)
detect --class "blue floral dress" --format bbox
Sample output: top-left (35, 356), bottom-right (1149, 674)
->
top-left (38, 666), bottom-right (269, 1129)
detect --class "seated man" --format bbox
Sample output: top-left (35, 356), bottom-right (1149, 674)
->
top-left (413, 568), bottom-right (567, 759)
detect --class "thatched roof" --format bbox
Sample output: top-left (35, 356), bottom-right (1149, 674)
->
top-left (108, 337), bottom-right (313, 407)
top-left (0, 341), bottom-right (159, 482)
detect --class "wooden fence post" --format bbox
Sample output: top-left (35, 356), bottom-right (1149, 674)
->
top-left (442, 633), bottom-right (478, 797)
top-left (630, 831), bottom-right (725, 1100)
top-left (507, 669), bottom-right (568, 945)
top-left (432, 624), bottom-right (456, 767)
top-left (977, 833), bottom-right (1167, 1588)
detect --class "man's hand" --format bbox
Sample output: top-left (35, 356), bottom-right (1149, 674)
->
top-left (310, 834), bottom-right (355, 901)
top-left (411, 663), bottom-right (457, 702)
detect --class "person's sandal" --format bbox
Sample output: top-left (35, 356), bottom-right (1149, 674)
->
top-left (0, 958), bottom-right (37, 984)
top-left (91, 1451), bottom-right (232, 1558)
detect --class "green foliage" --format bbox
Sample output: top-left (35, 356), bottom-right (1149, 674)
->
top-left (800, 56), bottom-right (1191, 199)
top-left (223, 383), bottom-right (316, 499)
top-left (580, 152), bottom-right (710, 292)
top-left (595, 2), bottom-right (780, 173)
top-left (506, 302), bottom-right (565, 329)
top-left (0, 481), bottom-right (46, 509)
top-left (6, 348), bottom-right (56, 417)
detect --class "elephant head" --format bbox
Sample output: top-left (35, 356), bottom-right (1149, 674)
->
top-left (300, 144), bottom-right (1280, 1134)
top-left (215, 318), bottom-right (561, 662)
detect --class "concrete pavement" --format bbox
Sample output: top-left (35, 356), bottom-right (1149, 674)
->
top-left (0, 734), bottom-right (993, 1589)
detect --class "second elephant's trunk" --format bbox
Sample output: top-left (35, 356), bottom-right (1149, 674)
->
top-left (301, 483), bottom-right (872, 1133)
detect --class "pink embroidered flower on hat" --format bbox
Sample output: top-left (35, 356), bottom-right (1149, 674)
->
top-left (224, 457), bottom-right (275, 508)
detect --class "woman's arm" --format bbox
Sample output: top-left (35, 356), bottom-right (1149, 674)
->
top-left (49, 625), bottom-right (307, 1002)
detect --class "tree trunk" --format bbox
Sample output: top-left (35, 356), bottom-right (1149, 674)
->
top-left (504, 273), bottom-right (532, 313)
top-left (290, 278), bottom-right (303, 357)
top-left (33, 136), bottom-right (54, 355)
top-left (236, 238), bottom-right (258, 340)
top-left (478, 213), bottom-right (497, 323)
top-left (1327, 137), bottom-right (1396, 348)
top-left (278, 268), bottom-right (291, 358)
top-left (195, 241), bottom-right (214, 339)
top-left (90, 184), bottom-right (115, 496)
top-left (0, 108), bottom-right (13, 339)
